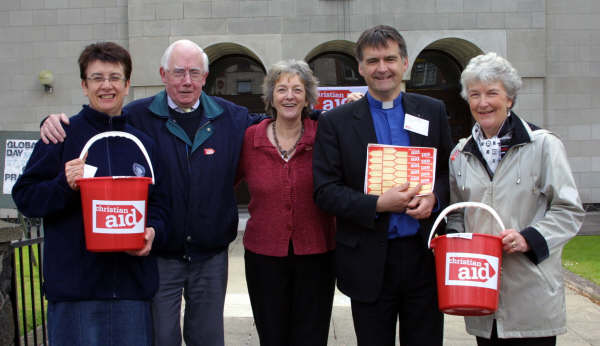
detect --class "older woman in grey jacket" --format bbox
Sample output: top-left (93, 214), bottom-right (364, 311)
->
top-left (447, 52), bottom-right (585, 346)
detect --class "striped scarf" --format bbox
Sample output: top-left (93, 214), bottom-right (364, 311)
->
top-left (472, 117), bottom-right (513, 174)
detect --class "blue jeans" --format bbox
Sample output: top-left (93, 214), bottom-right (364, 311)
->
top-left (152, 250), bottom-right (228, 346)
top-left (47, 299), bottom-right (152, 346)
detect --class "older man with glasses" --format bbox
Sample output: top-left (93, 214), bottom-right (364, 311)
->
top-left (40, 39), bottom-right (264, 346)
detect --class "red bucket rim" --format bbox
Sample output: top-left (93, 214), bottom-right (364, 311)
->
top-left (77, 176), bottom-right (152, 183)
top-left (430, 233), bottom-right (502, 246)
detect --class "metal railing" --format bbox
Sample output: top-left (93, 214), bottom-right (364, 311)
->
top-left (11, 215), bottom-right (47, 346)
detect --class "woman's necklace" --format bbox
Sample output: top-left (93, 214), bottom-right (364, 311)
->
top-left (272, 121), bottom-right (304, 161)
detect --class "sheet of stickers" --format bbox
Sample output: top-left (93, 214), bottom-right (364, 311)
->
top-left (364, 144), bottom-right (436, 196)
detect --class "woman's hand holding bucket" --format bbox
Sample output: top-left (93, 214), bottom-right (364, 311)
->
top-left (500, 229), bottom-right (530, 254)
top-left (126, 227), bottom-right (155, 256)
top-left (65, 152), bottom-right (88, 190)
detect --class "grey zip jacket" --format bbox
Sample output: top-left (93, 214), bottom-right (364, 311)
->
top-left (447, 113), bottom-right (585, 339)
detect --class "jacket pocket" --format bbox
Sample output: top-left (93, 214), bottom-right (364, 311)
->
top-left (530, 260), bottom-right (558, 294)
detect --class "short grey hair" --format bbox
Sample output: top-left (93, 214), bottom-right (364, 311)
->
top-left (262, 59), bottom-right (319, 119)
top-left (460, 52), bottom-right (522, 108)
top-left (160, 39), bottom-right (209, 73)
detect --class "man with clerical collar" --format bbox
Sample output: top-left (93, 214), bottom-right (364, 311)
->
top-left (313, 25), bottom-right (453, 345)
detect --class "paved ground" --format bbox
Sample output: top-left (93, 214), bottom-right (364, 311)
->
top-left (218, 212), bottom-right (600, 345)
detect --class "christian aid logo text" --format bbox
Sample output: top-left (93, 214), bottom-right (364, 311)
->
top-left (445, 252), bottom-right (499, 290)
top-left (92, 200), bottom-right (145, 234)
top-left (316, 90), bottom-right (351, 110)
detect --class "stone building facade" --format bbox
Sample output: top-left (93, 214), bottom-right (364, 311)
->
top-left (1, 0), bottom-right (599, 203)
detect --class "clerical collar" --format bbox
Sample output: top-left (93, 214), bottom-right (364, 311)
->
top-left (366, 92), bottom-right (403, 110)
top-left (167, 95), bottom-right (200, 113)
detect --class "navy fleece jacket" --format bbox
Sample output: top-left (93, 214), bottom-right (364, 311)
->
top-left (12, 105), bottom-right (168, 302)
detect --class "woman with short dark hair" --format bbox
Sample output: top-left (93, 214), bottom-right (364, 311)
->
top-left (13, 42), bottom-right (168, 346)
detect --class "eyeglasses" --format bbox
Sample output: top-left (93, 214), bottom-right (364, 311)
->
top-left (168, 68), bottom-right (205, 82)
top-left (86, 74), bottom-right (127, 85)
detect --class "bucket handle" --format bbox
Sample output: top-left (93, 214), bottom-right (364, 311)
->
top-left (78, 131), bottom-right (155, 184)
top-left (427, 202), bottom-right (505, 249)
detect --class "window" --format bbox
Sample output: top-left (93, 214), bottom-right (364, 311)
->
top-left (309, 52), bottom-right (365, 86)
top-left (204, 54), bottom-right (266, 115)
top-left (407, 50), bottom-right (461, 91)
top-left (236, 80), bottom-right (252, 94)
top-left (205, 55), bottom-right (265, 98)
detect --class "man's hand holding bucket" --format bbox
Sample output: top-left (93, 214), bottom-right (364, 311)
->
top-left (126, 227), bottom-right (155, 256)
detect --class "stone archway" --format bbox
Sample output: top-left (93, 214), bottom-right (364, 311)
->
top-left (408, 38), bottom-right (483, 143)
top-left (305, 40), bottom-right (364, 87)
top-left (305, 40), bottom-right (356, 63)
top-left (204, 43), bottom-right (265, 71)
top-left (423, 37), bottom-right (484, 68)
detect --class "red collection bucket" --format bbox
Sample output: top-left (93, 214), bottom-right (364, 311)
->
top-left (76, 131), bottom-right (155, 252)
top-left (427, 202), bottom-right (504, 316)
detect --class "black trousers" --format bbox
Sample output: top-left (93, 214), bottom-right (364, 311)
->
top-left (244, 246), bottom-right (335, 346)
top-left (350, 235), bottom-right (443, 346)
top-left (476, 321), bottom-right (557, 346)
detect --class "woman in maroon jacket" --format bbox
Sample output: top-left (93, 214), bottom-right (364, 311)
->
top-left (237, 60), bottom-right (335, 346)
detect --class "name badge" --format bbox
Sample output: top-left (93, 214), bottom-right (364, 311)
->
top-left (404, 113), bottom-right (429, 136)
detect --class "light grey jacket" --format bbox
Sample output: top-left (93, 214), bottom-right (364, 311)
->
top-left (447, 113), bottom-right (585, 339)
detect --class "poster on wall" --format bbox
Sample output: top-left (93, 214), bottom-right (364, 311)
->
top-left (3, 139), bottom-right (37, 194)
top-left (315, 86), bottom-right (368, 111)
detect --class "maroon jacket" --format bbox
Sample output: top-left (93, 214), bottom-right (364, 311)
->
top-left (238, 118), bottom-right (335, 257)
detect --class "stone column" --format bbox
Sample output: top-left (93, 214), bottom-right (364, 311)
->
top-left (0, 220), bottom-right (24, 346)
